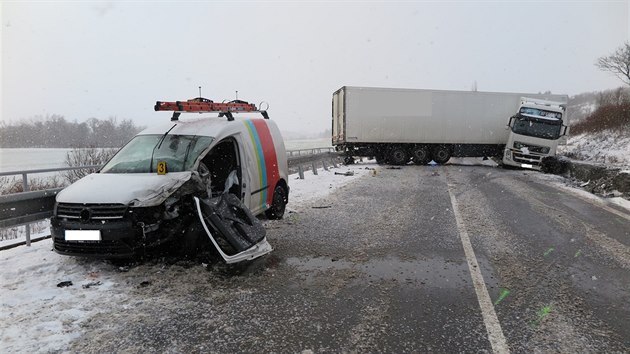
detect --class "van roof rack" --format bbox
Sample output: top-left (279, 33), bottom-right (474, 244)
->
top-left (154, 97), bottom-right (269, 121)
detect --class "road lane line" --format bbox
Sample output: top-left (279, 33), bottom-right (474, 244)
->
top-left (448, 185), bottom-right (510, 354)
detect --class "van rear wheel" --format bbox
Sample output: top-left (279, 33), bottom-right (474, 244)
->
top-left (265, 185), bottom-right (287, 220)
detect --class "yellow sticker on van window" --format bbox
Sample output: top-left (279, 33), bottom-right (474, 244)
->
top-left (157, 161), bottom-right (167, 175)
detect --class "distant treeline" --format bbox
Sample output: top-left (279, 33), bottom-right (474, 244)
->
top-left (0, 115), bottom-right (144, 148)
top-left (570, 87), bottom-right (630, 135)
top-left (572, 102), bottom-right (630, 135)
top-left (567, 87), bottom-right (630, 123)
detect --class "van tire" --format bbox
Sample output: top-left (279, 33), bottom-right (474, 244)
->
top-left (265, 185), bottom-right (287, 220)
top-left (432, 145), bottom-right (451, 164)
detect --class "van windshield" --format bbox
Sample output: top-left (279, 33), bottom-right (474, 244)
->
top-left (101, 135), bottom-right (214, 173)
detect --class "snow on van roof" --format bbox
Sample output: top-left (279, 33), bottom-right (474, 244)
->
top-left (138, 115), bottom-right (266, 137)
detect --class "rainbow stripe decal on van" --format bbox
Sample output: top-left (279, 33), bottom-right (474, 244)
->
top-left (244, 120), bottom-right (279, 209)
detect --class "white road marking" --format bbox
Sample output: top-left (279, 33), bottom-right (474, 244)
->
top-left (448, 185), bottom-right (510, 354)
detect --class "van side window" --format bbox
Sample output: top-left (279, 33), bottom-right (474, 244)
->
top-left (201, 138), bottom-right (241, 198)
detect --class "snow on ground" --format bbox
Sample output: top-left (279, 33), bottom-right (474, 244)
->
top-left (558, 127), bottom-right (630, 169)
top-left (0, 161), bottom-right (376, 354)
top-left (0, 223), bottom-right (50, 248)
top-left (286, 160), bottom-right (376, 208)
top-left (533, 172), bottom-right (630, 213)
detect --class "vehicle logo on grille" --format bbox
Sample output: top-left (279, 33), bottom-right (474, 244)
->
top-left (80, 208), bottom-right (92, 222)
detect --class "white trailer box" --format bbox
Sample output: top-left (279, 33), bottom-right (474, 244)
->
top-left (332, 86), bottom-right (568, 168)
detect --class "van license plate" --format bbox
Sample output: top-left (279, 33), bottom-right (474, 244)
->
top-left (65, 230), bottom-right (101, 241)
top-left (521, 164), bottom-right (533, 169)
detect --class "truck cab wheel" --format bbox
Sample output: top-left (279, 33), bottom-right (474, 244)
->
top-left (265, 185), bottom-right (287, 219)
top-left (388, 147), bottom-right (409, 165)
top-left (432, 146), bottom-right (451, 164)
top-left (412, 146), bottom-right (431, 165)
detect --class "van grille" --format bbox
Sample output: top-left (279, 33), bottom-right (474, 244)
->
top-left (56, 203), bottom-right (127, 220)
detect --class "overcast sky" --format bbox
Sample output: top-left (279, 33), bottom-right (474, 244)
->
top-left (1, 1), bottom-right (628, 135)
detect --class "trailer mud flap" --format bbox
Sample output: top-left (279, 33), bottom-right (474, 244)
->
top-left (193, 195), bottom-right (272, 264)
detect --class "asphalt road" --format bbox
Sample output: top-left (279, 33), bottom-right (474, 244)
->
top-left (68, 162), bottom-right (630, 353)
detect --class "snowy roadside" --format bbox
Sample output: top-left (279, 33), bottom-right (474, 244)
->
top-left (558, 127), bottom-right (630, 169)
top-left (531, 172), bottom-right (630, 213)
top-left (0, 161), bottom-right (376, 354)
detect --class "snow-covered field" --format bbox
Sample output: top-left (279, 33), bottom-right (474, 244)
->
top-left (558, 127), bottom-right (630, 168)
top-left (0, 162), bottom-right (374, 354)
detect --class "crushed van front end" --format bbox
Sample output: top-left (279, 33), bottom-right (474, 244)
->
top-left (51, 202), bottom-right (193, 258)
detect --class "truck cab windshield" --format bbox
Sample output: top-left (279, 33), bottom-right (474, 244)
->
top-left (511, 115), bottom-right (562, 140)
top-left (101, 134), bottom-right (214, 173)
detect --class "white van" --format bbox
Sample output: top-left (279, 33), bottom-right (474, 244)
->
top-left (51, 99), bottom-right (288, 263)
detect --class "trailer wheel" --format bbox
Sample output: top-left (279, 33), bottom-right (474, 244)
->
top-left (388, 147), bottom-right (409, 165)
top-left (432, 145), bottom-right (451, 164)
top-left (412, 146), bottom-right (431, 165)
top-left (265, 185), bottom-right (287, 220)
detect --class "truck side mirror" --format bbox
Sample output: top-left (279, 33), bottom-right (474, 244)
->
top-left (507, 115), bottom-right (515, 128)
top-left (561, 125), bottom-right (569, 136)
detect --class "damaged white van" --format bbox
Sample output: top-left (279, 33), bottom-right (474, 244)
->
top-left (51, 98), bottom-right (288, 263)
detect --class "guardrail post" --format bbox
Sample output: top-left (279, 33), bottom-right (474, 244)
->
top-left (311, 162), bottom-right (318, 175)
top-left (298, 165), bottom-right (305, 179)
top-left (25, 224), bottom-right (31, 246)
top-left (22, 173), bottom-right (28, 192)
top-left (322, 161), bottom-right (329, 171)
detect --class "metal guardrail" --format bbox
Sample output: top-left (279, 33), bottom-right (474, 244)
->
top-left (0, 149), bottom-right (343, 239)
top-left (286, 147), bottom-right (336, 157)
top-left (0, 165), bottom-right (102, 192)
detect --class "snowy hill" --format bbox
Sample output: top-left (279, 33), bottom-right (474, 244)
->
top-left (559, 126), bottom-right (630, 169)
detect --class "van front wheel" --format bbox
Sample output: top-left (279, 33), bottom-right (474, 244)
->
top-left (265, 185), bottom-right (287, 220)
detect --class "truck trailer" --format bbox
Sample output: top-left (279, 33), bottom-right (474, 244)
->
top-left (332, 86), bottom-right (569, 169)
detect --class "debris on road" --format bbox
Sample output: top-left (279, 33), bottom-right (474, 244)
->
top-left (494, 288), bottom-right (511, 306)
top-left (56, 281), bottom-right (73, 288)
top-left (543, 247), bottom-right (555, 257)
top-left (82, 281), bottom-right (102, 289)
top-left (335, 171), bottom-right (355, 176)
top-left (532, 305), bottom-right (553, 326)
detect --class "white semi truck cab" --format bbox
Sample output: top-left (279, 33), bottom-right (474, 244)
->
top-left (502, 97), bottom-right (568, 170)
